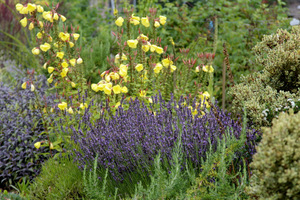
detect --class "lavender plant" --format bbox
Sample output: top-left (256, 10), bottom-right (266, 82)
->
top-left (0, 73), bottom-right (53, 189)
top-left (71, 94), bottom-right (261, 195)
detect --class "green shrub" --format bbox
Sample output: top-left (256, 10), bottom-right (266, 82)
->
top-left (247, 111), bottom-right (300, 200)
top-left (26, 156), bottom-right (84, 200)
top-left (230, 27), bottom-right (300, 127)
top-left (0, 190), bottom-right (24, 200)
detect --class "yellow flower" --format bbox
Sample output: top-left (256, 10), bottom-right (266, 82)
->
top-left (110, 72), bottom-right (120, 80)
top-left (115, 53), bottom-right (127, 63)
top-left (135, 64), bottom-right (143, 72)
top-left (137, 34), bottom-right (148, 41)
top-left (80, 103), bottom-right (88, 110)
top-left (119, 69), bottom-right (127, 77)
top-left (47, 77), bottom-right (53, 83)
top-left (104, 85), bottom-right (112, 95)
top-left (58, 102), bottom-right (68, 110)
top-left (195, 66), bottom-right (200, 72)
top-left (67, 107), bottom-right (73, 114)
top-left (105, 75), bottom-right (111, 82)
top-left (142, 45), bottom-right (150, 52)
top-left (77, 57), bottom-right (83, 64)
top-left (30, 84), bottom-right (35, 92)
top-left (153, 63), bottom-right (163, 74)
top-left (61, 61), bottom-right (68, 68)
top-left (27, 3), bottom-right (36, 12)
top-left (40, 42), bottom-right (51, 52)
top-left (57, 52), bottom-right (64, 59)
top-left (162, 58), bottom-right (173, 67)
top-left (199, 91), bottom-right (210, 101)
top-left (159, 16), bottom-right (167, 25)
top-left (154, 21), bottom-right (160, 28)
top-left (21, 82), bottom-right (27, 89)
top-left (150, 44), bottom-right (157, 52)
top-left (48, 67), bottom-right (54, 73)
top-left (61, 68), bottom-right (69, 78)
top-left (130, 14), bottom-right (140, 25)
top-left (113, 85), bottom-right (121, 94)
top-left (43, 63), bottom-right (47, 69)
top-left (115, 17), bottom-right (124, 27)
top-left (203, 65), bottom-right (214, 73)
top-left (141, 17), bottom-right (150, 27)
top-left (170, 65), bottom-right (177, 72)
top-left (19, 6), bottom-right (28, 14)
top-left (69, 41), bottom-right (74, 48)
top-left (42, 11), bottom-right (53, 22)
top-left (127, 40), bottom-right (138, 48)
top-left (37, 32), bottom-right (42, 39)
top-left (37, 5), bottom-right (44, 13)
top-left (60, 15), bottom-right (66, 22)
top-left (39, 21), bottom-right (43, 28)
top-left (49, 142), bottom-right (54, 149)
top-left (20, 17), bottom-right (27, 27)
top-left (73, 33), bottom-right (80, 41)
top-left (92, 83), bottom-right (101, 92)
top-left (121, 86), bottom-right (128, 93)
top-left (148, 98), bottom-right (153, 103)
top-left (155, 46), bottom-right (164, 54)
top-left (140, 90), bottom-right (146, 97)
top-left (32, 47), bottom-right (40, 55)
top-left (28, 22), bottom-right (34, 30)
top-left (15, 3), bottom-right (23, 12)
top-left (120, 64), bottom-right (128, 71)
top-left (59, 32), bottom-right (70, 41)
top-left (53, 13), bottom-right (59, 21)
top-left (34, 142), bottom-right (41, 149)
top-left (69, 59), bottom-right (76, 66)
top-left (115, 102), bottom-right (121, 108)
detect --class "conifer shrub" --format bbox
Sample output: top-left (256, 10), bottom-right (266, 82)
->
top-left (230, 27), bottom-right (300, 127)
top-left (247, 111), bottom-right (300, 200)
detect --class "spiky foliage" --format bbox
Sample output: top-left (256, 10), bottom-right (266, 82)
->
top-left (247, 111), bottom-right (300, 200)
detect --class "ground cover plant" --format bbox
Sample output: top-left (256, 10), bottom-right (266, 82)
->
top-left (0, 0), bottom-right (299, 199)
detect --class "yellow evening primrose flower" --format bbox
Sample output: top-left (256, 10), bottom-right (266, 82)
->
top-left (115, 17), bottom-right (124, 27)
top-left (73, 33), bottom-right (80, 41)
top-left (30, 84), bottom-right (35, 92)
top-left (58, 102), bottom-right (68, 110)
top-left (91, 84), bottom-right (100, 92)
top-left (47, 77), bottom-right (53, 83)
top-left (150, 44), bottom-right (157, 52)
top-left (119, 69), bottom-right (127, 77)
top-left (39, 21), bottom-right (43, 28)
top-left (77, 57), bottom-right (83, 64)
top-left (121, 86), bottom-right (128, 93)
top-left (69, 41), bottom-right (74, 48)
top-left (34, 142), bottom-right (41, 149)
top-left (115, 53), bottom-right (127, 63)
top-left (27, 3), bottom-right (36, 12)
top-left (199, 91), bottom-right (210, 101)
top-left (48, 67), bottom-right (54, 73)
top-left (32, 47), bottom-right (40, 55)
top-left (154, 21), bottom-right (160, 28)
top-left (137, 34), bottom-right (148, 41)
top-left (21, 82), bottom-right (27, 89)
top-left (203, 65), bottom-right (214, 73)
top-left (159, 16), bottom-right (167, 25)
top-left (42, 11), bottom-right (53, 22)
top-left (67, 107), bottom-right (73, 114)
top-left (155, 46), bottom-right (164, 54)
top-left (69, 59), bottom-right (76, 66)
top-left (105, 75), bottom-right (111, 82)
top-left (15, 3), bottom-right (23, 11)
top-left (80, 103), bottom-right (88, 110)
top-left (61, 61), bottom-right (68, 68)
top-left (104, 85), bottom-right (112, 95)
top-left (40, 42), bottom-right (51, 52)
top-left (120, 64), bottom-right (128, 71)
top-left (61, 68), bottom-right (69, 78)
top-left (162, 58), bottom-right (173, 67)
top-left (60, 15), bottom-right (66, 22)
top-left (141, 17), bottom-right (150, 27)
top-left (148, 98), bottom-right (153, 103)
top-left (59, 32), bottom-right (70, 41)
top-left (142, 45), bottom-right (150, 52)
top-left (57, 52), bottom-right (64, 59)
top-left (53, 13), bottom-right (59, 21)
top-left (110, 72), bottom-right (120, 80)
top-left (20, 17), bottom-right (27, 27)
top-left (115, 102), bottom-right (121, 108)
top-left (195, 66), bottom-right (200, 72)
top-left (135, 64), bottom-right (143, 72)
top-left (28, 22), bottom-right (34, 30)
top-left (170, 65), bottom-right (177, 72)
top-left (49, 142), bottom-right (54, 149)
top-left (153, 63), bottom-right (163, 74)
top-left (127, 39), bottom-right (138, 48)
top-left (130, 14), bottom-right (140, 25)
top-left (43, 63), bottom-right (47, 69)
top-left (37, 32), bottom-right (42, 39)
top-left (140, 90), bottom-right (146, 98)
top-left (19, 6), bottom-right (28, 14)
top-left (113, 85), bottom-right (121, 94)
top-left (37, 5), bottom-right (44, 13)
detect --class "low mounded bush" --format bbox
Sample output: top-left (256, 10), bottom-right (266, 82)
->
top-left (70, 95), bottom-right (261, 193)
top-left (0, 74), bottom-right (52, 189)
top-left (247, 111), bottom-right (300, 200)
top-left (230, 27), bottom-right (300, 127)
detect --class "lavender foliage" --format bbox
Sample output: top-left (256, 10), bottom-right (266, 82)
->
top-left (0, 75), bottom-right (53, 189)
top-left (71, 95), bottom-right (261, 182)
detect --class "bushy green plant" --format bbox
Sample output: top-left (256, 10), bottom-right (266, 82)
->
top-left (0, 190), bottom-right (24, 200)
top-left (247, 111), bottom-right (300, 200)
top-left (230, 26), bottom-right (300, 127)
top-left (26, 156), bottom-right (84, 200)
